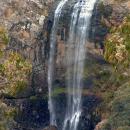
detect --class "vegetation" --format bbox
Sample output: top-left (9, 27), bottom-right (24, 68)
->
top-left (104, 16), bottom-right (130, 68)
top-left (101, 83), bottom-right (130, 130)
top-left (99, 15), bottom-right (130, 130)
top-left (0, 26), bottom-right (32, 130)
top-left (0, 51), bottom-right (32, 96)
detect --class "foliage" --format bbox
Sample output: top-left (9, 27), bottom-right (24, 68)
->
top-left (0, 51), bottom-right (32, 96)
top-left (101, 83), bottom-right (130, 130)
top-left (99, 15), bottom-right (130, 130)
top-left (104, 16), bottom-right (130, 68)
top-left (0, 26), bottom-right (32, 130)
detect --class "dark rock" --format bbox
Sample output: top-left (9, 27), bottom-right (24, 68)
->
top-left (15, 98), bottom-right (50, 129)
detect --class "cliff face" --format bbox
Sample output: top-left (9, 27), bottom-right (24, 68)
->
top-left (0, 1), bottom-right (55, 130)
top-left (0, 0), bottom-right (54, 93)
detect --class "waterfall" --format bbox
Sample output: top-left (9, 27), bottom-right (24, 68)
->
top-left (48, 0), bottom-right (97, 129)
top-left (48, 0), bottom-right (68, 126)
top-left (63, 0), bottom-right (97, 130)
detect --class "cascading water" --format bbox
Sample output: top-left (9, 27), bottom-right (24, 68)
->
top-left (63, 0), bottom-right (97, 130)
top-left (48, 0), bottom-right (97, 129)
top-left (48, 0), bottom-right (68, 126)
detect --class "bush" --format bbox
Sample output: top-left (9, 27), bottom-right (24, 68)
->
top-left (104, 16), bottom-right (130, 68)
top-left (0, 51), bottom-right (32, 96)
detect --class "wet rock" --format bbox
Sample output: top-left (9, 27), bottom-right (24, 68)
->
top-left (77, 95), bottom-right (101, 130)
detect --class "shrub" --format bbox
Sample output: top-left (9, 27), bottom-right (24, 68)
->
top-left (104, 16), bottom-right (130, 68)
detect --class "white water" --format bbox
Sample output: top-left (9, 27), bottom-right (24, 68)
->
top-left (48, 0), bottom-right (97, 129)
top-left (48, 0), bottom-right (68, 126)
top-left (63, 0), bottom-right (97, 130)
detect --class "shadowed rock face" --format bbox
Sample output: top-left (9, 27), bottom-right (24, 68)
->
top-left (46, 93), bottom-right (101, 130)
top-left (12, 98), bottom-right (50, 130)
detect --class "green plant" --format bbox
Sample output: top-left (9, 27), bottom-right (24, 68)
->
top-left (104, 16), bottom-right (130, 68)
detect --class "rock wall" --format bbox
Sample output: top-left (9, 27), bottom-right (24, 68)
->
top-left (0, 1), bottom-right (55, 130)
top-left (0, 0), bottom-right (56, 93)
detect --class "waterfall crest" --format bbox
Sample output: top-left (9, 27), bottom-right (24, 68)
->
top-left (48, 0), bottom-right (68, 126)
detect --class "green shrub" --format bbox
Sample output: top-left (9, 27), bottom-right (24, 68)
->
top-left (104, 16), bottom-right (130, 67)
top-left (0, 51), bottom-right (32, 96)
